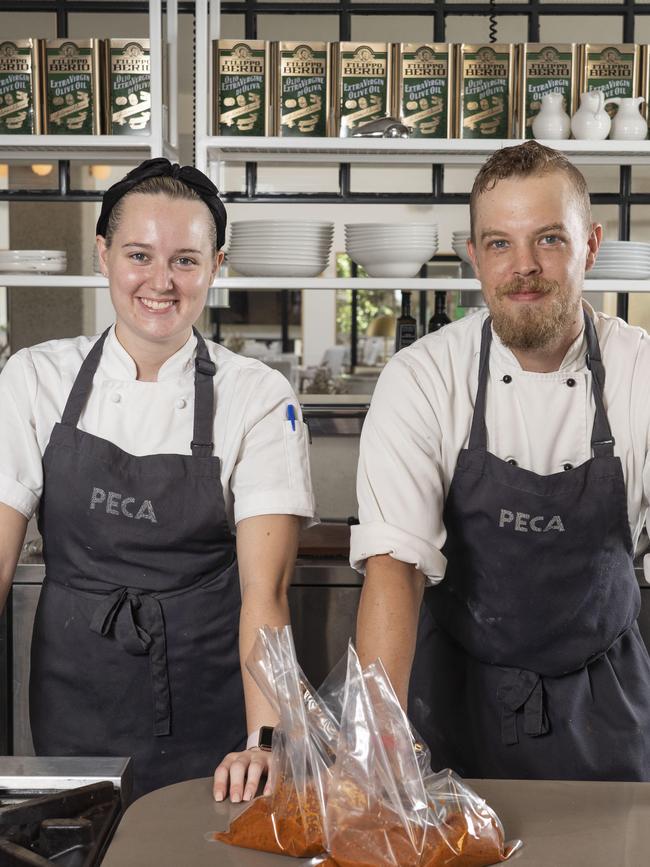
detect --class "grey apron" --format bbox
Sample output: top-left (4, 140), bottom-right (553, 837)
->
top-left (31, 327), bottom-right (246, 797)
top-left (410, 312), bottom-right (650, 781)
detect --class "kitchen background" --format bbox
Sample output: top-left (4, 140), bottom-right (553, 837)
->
top-left (2, 0), bottom-right (650, 756)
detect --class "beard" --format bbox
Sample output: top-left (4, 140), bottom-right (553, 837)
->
top-left (488, 276), bottom-right (580, 352)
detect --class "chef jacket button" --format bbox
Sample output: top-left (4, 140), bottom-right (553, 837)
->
top-left (175, 398), bottom-right (187, 409)
top-left (566, 378), bottom-right (576, 387)
top-left (507, 458), bottom-right (518, 466)
top-left (502, 374), bottom-right (512, 383)
top-left (563, 463), bottom-right (573, 471)
top-left (111, 392), bottom-right (121, 404)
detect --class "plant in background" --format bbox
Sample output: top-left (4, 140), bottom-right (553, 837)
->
top-left (335, 253), bottom-right (395, 343)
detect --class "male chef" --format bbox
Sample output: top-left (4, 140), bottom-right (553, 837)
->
top-left (351, 140), bottom-right (650, 781)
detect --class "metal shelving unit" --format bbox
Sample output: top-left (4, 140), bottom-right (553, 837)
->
top-left (1, 274), bottom-right (647, 293)
top-left (0, 0), bottom-right (180, 203)
top-left (196, 0), bottom-right (650, 340)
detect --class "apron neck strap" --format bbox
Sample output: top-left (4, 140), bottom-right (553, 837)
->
top-left (583, 311), bottom-right (615, 458)
top-left (467, 316), bottom-right (493, 451)
top-left (59, 326), bottom-right (218, 459)
top-left (191, 327), bottom-right (217, 458)
top-left (468, 309), bottom-right (614, 459)
top-left (60, 328), bottom-right (111, 428)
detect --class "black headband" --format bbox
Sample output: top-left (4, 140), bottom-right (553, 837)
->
top-left (96, 157), bottom-right (227, 250)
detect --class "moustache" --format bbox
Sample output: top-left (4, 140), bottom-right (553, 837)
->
top-left (496, 277), bottom-right (559, 299)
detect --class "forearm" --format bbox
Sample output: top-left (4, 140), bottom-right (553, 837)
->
top-left (356, 553), bottom-right (425, 709)
top-left (239, 585), bottom-right (290, 733)
top-left (0, 503), bottom-right (28, 615)
top-left (236, 513), bottom-right (300, 735)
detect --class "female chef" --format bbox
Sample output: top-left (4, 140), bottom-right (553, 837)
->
top-left (0, 158), bottom-right (315, 799)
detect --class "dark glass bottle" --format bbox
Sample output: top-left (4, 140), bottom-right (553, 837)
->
top-left (428, 291), bottom-right (451, 333)
top-left (394, 291), bottom-right (418, 352)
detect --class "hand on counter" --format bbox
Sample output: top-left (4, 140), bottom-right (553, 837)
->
top-left (213, 748), bottom-right (272, 803)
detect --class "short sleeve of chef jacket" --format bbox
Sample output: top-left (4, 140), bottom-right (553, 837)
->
top-left (0, 332), bottom-right (316, 528)
top-left (350, 346), bottom-right (450, 585)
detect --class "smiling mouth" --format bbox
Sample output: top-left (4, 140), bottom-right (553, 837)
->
top-left (138, 297), bottom-right (177, 311)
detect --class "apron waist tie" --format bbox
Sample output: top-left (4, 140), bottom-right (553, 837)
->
top-left (89, 587), bottom-right (171, 737)
top-left (496, 668), bottom-right (549, 746)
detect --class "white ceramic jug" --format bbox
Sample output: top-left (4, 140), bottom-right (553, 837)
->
top-left (532, 92), bottom-right (571, 140)
top-left (607, 96), bottom-right (648, 140)
top-left (570, 91), bottom-right (611, 140)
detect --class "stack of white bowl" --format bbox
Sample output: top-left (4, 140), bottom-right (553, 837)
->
top-left (226, 221), bottom-right (333, 277)
top-left (589, 240), bottom-right (650, 280)
top-left (345, 224), bottom-right (438, 277)
top-left (452, 231), bottom-right (472, 265)
top-left (0, 249), bottom-right (67, 274)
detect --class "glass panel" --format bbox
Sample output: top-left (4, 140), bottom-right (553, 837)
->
top-left (351, 14), bottom-right (434, 43)
top-left (445, 15), bottom-right (527, 43)
top-left (539, 15), bottom-right (623, 42)
top-left (258, 14), bottom-right (340, 40)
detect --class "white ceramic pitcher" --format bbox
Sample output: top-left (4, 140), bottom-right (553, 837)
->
top-left (606, 97), bottom-right (648, 140)
top-left (570, 91), bottom-right (611, 140)
top-left (532, 92), bottom-right (571, 140)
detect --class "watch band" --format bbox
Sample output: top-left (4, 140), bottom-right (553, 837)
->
top-left (246, 726), bottom-right (274, 751)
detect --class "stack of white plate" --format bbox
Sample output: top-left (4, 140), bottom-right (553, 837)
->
top-left (226, 221), bottom-right (334, 277)
top-left (452, 230), bottom-right (472, 265)
top-left (345, 224), bottom-right (438, 277)
top-left (0, 249), bottom-right (67, 274)
top-left (589, 241), bottom-right (650, 280)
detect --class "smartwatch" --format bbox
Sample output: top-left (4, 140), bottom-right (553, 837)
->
top-left (246, 725), bottom-right (274, 752)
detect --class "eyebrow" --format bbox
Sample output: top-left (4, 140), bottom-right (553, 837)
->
top-left (479, 222), bottom-right (567, 242)
top-left (121, 242), bottom-right (203, 255)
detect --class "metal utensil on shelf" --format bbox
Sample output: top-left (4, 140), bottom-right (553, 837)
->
top-left (351, 117), bottom-right (411, 139)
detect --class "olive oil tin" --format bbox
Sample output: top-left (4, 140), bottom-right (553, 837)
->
top-left (273, 42), bottom-right (329, 137)
top-left (0, 39), bottom-right (42, 134)
top-left (580, 44), bottom-right (640, 117)
top-left (518, 43), bottom-right (578, 138)
top-left (42, 39), bottom-right (101, 135)
top-left (214, 39), bottom-right (270, 136)
top-left (457, 44), bottom-right (515, 139)
top-left (393, 43), bottom-right (454, 138)
top-left (104, 38), bottom-right (151, 135)
top-left (331, 42), bottom-right (391, 137)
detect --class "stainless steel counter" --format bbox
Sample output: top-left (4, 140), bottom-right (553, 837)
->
top-left (12, 559), bottom-right (363, 586)
top-left (101, 776), bottom-right (650, 866)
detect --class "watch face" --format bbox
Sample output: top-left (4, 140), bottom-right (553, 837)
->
top-left (259, 725), bottom-right (274, 751)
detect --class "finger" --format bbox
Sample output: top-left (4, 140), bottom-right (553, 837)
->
top-left (228, 755), bottom-right (249, 803)
top-left (213, 753), bottom-right (236, 802)
top-left (243, 754), bottom-right (268, 801)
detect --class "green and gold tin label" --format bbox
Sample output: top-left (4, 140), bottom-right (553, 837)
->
top-left (107, 39), bottom-right (150, 135)
top-left (395, 43), bottom-right (452, 138)
top-left (0, 39), bottom-right (40, 134)
top-left (277, 42), bottom-right (328, 137)
top-left (337, 42), bottom-right (390, 137)
top-left (216, 40), bottom-right (268, 136)
top-left (459, 44), bottom-right (514, 139)
top-left (582, 44), bottom-right (639, 117)
top-left (44, 39), bottom-right (100, 134)
top-left (520, 44), bottom-right (576, 138)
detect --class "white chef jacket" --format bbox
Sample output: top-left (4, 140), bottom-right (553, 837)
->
top-left (351, 303), bottom-right (650, 584)
top-left (0, 326), bottom-right (315, 529)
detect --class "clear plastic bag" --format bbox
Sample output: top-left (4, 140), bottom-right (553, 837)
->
top-left (325, 645), bottom-right (521, 867)
top-left (216, 628), bottom-right (521, 865)
top-left (214, 625), bottom-right (337, 858)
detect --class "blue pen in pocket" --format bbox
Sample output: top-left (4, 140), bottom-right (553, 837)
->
top-left (286, 404), bottom-right (296, 432)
